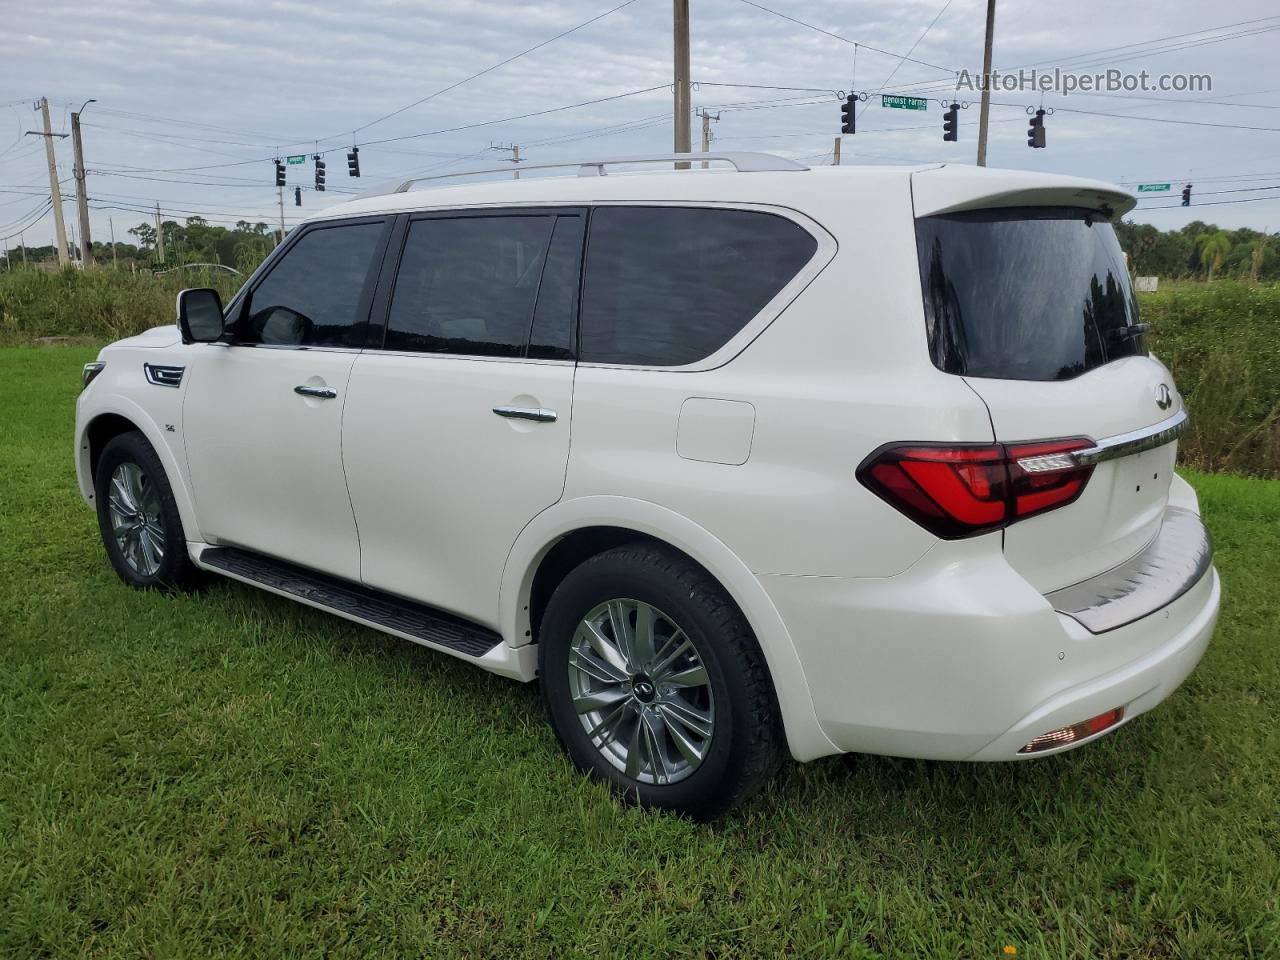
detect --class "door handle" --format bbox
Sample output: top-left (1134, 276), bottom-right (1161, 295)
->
top-left (295, 385), bottom-right (338, 399)
top-left (492, 405), bottom-right (557, 423)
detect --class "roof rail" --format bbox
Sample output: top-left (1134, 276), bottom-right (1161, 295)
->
top-left (383, 152), bottom-right (807, 196)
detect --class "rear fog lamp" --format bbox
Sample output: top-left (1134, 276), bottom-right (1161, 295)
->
top-left (1017, 706), bottom-right (1125, 754)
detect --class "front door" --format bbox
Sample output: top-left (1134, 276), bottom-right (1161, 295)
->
top-left (342, 209), bottom-right (585, 627)
top-left (183, 217), bottom-right (391, 581)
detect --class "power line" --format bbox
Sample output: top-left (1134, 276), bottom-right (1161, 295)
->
top-left (735, 0), bottom-right (957, 74)
top-left (860, 0), bottom-right (954, 119)
top-left (1137, 193), bottom-right (1280, 210)
top-left (334, 0), bottom-right (642, 140)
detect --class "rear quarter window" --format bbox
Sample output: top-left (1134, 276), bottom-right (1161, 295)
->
top-left (580, 206), bottom-right (818, 366)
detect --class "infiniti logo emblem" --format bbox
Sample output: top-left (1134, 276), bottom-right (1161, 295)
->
top-left (1154, 384), bottom-right (1173, 410)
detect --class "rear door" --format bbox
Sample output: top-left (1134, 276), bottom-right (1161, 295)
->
top-left (913, 204), bottom-right (1181, 593)
top-left (341, 208), bottom-right (584, 628)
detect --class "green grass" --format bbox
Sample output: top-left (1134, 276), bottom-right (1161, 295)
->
top-left (2, 346), bottom-right (1278, 959)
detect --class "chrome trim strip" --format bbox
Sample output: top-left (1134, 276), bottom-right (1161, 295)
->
top-left (1072, 409), bottom-right (1188, 467)
top-left (1046, 506), bottom-right (1213, 634)
top-left (492, 405), bottom-right (557, 423)
top-left (1015, 410), bottom-right (1188, 474)
top-left (143, 363), bottom-right (185, 388)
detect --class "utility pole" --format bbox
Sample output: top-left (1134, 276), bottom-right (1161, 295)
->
top-left (975, 0), bottom-right (996, 167)
top-left (489, 143), bottom-right (523, 179)
top-left (833, 136), bottom-right (842, 166)
top-left (26, 98), bottom-right (70, 266)
top-left (109, 217), bottom-right (117, 267)
top-left (71, 101), bottom-right (96, 267)
top-left (673, 0), bottom-right (691, 164)
top-left (155, 203), bottom-right (165, 264)
top-left (19, 233), bottom-right (27, 267)
top-left (697, 109), bottom-right (719, 168)
top-left (276, 187), bottom-right (285, 243)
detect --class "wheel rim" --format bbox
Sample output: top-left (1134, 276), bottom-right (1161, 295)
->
top-left (107, 461), bottom-right (165, 577)
top-left (567, 599), bottom-right (714, 786)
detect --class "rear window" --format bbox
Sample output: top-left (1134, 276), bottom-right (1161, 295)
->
top-left (915, 207), bottom-right (1144, 381)
top-left (580, 206), bottom-right (818, 366)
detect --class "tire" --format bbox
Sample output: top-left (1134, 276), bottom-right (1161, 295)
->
top-left (94, 431), bottom-right (201, 591)
top-left (539, 543), bottom-right (785, 819)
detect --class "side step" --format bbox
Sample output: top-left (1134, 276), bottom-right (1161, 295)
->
top-left (200, 547), bottom-right (503, 658)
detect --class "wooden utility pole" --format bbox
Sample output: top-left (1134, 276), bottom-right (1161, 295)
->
top-left (833, 136), bottom-right (842, 166)
top-left (71, 103), bottom-right (95, 267)
top-left (27, 98), bottom-right (70, 266)
top-left (155, 203), bottom-right (165, 264)
top-left (673, 0), bottom-right (691, 163)
top-left (697, 109), bottom-right (718, 168)
top-left (490, 143), bottom-right (522, 179)
top-left (276, 187), bottom-right (285, 244)
top-left (109, 217), bottom-right (118, 267)
top-left (975, 0), bottom-right (996, 167)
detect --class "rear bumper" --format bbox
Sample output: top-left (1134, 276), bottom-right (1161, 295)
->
top-left (759, 507), bottom-right (1219, 762)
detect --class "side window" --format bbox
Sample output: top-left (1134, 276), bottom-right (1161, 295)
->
top-left (384, 215), bottom-right (562, 358)
top-left (579, 207), bottom-right (818, 366)
top-left (239, 221), bottom-right (385, 348)
top-left (528, 215), bottom-right (584, 360)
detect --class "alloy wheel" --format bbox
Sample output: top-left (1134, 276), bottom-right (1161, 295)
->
top-left (106, 461), bottom-right (165, 577)
top-left (567, 598), bottom-right (715, 785)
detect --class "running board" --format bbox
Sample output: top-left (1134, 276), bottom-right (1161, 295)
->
top-left (199, 547), bottom-right (503, 658)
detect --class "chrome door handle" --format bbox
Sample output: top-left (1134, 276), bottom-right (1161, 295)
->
top-left (492, 405), bottom-right (557, 423)
top-left (294, 385), bottom-right (338, 399)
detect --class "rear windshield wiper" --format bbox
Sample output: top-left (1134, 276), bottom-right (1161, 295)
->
top-left (1109, 323), bottom-right (1149, 342)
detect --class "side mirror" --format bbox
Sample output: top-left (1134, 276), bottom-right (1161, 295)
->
top-left (176, 288), bottom-right (225, 343)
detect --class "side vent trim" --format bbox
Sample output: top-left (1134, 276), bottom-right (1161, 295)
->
top-left (143, 363), bottom-right (185, 388)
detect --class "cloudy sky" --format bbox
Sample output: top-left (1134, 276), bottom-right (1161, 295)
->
top-left (3, 0), bottom-right (1279, 250)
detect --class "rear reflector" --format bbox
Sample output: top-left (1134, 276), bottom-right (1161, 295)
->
top-left (1017, 706), bottom-right (1125, 754)
top-left (857, 438), bottom-right (1095, 539)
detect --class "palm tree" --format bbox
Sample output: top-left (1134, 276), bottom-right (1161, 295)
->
top-left (1195, 230), bottom-right (1232, 281)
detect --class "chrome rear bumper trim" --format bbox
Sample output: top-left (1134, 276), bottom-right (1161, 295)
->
top-left (1046, 506), bottom-right (1213, 634)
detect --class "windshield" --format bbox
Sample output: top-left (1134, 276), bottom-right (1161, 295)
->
top-left (915, 207), bottom-right (1144, 381)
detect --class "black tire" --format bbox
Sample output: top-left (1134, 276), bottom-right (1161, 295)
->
top-left (94, 431), bottom-right (201, 591)
top-left (539, 543), bottom-right (785, 820)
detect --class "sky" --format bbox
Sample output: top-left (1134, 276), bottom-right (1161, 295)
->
top-left (3, 0), bottom-right (1280, 252)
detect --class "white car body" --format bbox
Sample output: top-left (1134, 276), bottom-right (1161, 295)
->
top-left (75, 156), bottom-right (1219, 766)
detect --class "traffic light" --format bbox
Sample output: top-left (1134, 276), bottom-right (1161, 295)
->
top-left (1181, 184), bottom-right (1192, 207)
top-left (942, 103), bottom-right (959, 142)
top-left (274, 160), bottom-right (286, 187)
top-left (1027, 109), bottom-right (1046, 148)
top-left (294, 186), bottom-right (302, 207)
top-left (314, 155), bottom-right (326, 192)
top-left (347, 146), bottom-right (361, 178)
top-left (840, 95), bottom-right (856, 135)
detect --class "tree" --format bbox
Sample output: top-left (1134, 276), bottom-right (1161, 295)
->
top-left (1195, 230), bottom-right (1232, 282)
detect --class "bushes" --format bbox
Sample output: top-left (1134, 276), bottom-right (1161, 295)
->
top-left (3, 267), bottom-right (1278, 477)
top-left (0, 267), bottom-right (242, 345)
top-left (1143, 281), bottom-right (1280, 477)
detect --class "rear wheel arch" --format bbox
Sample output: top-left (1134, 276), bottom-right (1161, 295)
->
top-left (502, 502), bottom-right (838, 761)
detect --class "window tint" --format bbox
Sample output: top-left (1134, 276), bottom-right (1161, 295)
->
top-left (240, 222), bottom-right (384, 347)
top-left (579, 207), bottom-right (818, 366)
top-left (385, 215), bottom-right (558, 357)
top-left (528, 215), bottom-right (584, 360)
top-left (916, 207), bottom-right (1145, 381)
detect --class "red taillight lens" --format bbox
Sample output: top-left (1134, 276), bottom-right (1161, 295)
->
top-left (857, 438), bottom-right (1095, 539)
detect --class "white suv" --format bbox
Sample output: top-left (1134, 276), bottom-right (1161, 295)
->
top-left (75, 153), bottom-right (1219, 819)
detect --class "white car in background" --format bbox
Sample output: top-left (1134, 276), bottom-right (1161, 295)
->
top-left (75, 153), bottom-right (1219, 819)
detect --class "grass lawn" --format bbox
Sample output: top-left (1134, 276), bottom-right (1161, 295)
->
top-left (2, 345), bottom-right (1277, 959)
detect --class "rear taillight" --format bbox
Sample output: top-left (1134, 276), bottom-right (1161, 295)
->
top-left (857, 438), bottom-right (1094, 539)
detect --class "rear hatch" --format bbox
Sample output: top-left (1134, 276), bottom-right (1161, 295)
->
top-left (911, 170), bottom-right (1180, 593)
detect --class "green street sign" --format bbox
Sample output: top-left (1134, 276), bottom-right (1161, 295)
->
top-left (881, 95), bottom-right (928, 111)
top-left (1136, 183), bottom-right (1171, 193)
top-left (286, 155), bottom-right (306, 165)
